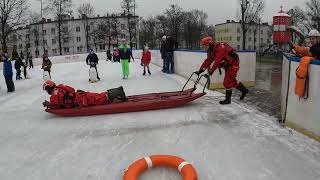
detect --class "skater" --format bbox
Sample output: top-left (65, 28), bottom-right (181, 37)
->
top-left (119, 39), bottom-right (131, 79)
top-left (113, 47), bottom-right (120, 62)
top-left (195, 36), bottom-right (249, 105)
top-left (14, 57), bottom-right (23, 80)
top-left (141, 46), bottom-right (152, 75)
top-left (27, 52), bottom-right (33, 69)
top-left (2, 52), bottom-right (15, 92)
top-left (42, 55), bottom-right (52, 79)
top-left (86, 49), bottom-right (100, 81)
top-left (106, 49), bottom-right (112, 61)
top-left (129, 47), bottom-right (134, 62)
top-left (42, 80), bottom-right (127, 109)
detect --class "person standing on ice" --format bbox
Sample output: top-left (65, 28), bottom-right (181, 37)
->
top-left (119, 39), bottom-right (131, 79)
top-left (195, 36), bottom-right (249, 105)
top-left (141, 46), bottom-right (152, 75)
top-left (14, 57), bottom-right (23, 80)
top-left (27, 52), bottom-right (33, 69)
top-left (86, 49), bottom-right (100, 80)
top-left (2, 52), bottom-right (15, 92)
top-left (160, 36), bottom-right (167, 72)
top-left (113, 47), bottom-right (120, 62)
top-left (42, 55), bottom-right (52, 78)
top-left (42, 80), bottom-right (127, 109)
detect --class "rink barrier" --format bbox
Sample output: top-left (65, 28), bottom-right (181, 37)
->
top-left (281, 54), bottom-right (320, 142)
top-left (0, 50), bottom-right (256, 90)
top-left (137, 49), bottom-right (256, 89)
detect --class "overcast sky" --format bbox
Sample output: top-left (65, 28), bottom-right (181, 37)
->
top-left (30, 0), bottom-right (308, 25)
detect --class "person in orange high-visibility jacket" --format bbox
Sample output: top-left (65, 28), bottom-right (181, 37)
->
top-left (293, 29), bottom-right (320, 98)
top-left (195, 37), bottom-right (249, 105)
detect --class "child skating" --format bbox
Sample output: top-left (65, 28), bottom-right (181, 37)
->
top-left (141, 46), bottom-right (152, 75)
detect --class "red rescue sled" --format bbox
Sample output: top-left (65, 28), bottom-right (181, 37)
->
top-left (45, 73), bottom-right (210, 117)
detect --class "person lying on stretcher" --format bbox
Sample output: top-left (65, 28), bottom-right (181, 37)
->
top-left (42, 80), bottom-right (127, 109)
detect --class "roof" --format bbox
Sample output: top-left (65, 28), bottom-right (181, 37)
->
top-left (274, 6), bottom-right (290, 17)
top-left (29, 14), bottom-right (139, 26)
top-left (215, 21), bottom-right (270, 27)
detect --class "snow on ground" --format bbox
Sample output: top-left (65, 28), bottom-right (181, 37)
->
top-left (0, 59), bottom-right (320, 180)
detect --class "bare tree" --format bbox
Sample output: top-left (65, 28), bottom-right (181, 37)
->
top-left (306, 0), bottom-right (320, 31)
top-left (111, 14), bottom-right (121, 46)
top-left (182, 10), bottom-right (208, 49)
top-left (138, 17), bottom-right (157, 49)
top-left (92, 20), bottom-right (108, 51)
top-left (77, 3), bottom-right (94, 52)
top-left (165, 4), bottom-right (184, 46)
top-left (0, 0), bottom-right (28, 52)
top-left (238, 0), bottom-right (265, 50)
top-left (45, 0), bottom-right (73, 55)
top-left (121, 0), bottom-right (136, 47)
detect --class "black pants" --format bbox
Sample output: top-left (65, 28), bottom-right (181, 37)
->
top-left (4, 75), bottom-right (15, 92)
top-left (29, 59), bottom-right (33, 69)
top-left (23, 66), bottom-right (27, 79)
top-left (15, 69), bottom-right (21, 80)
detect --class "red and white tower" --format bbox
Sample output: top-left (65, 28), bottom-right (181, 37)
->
top-left (273, 6), bottom-right (291, 44)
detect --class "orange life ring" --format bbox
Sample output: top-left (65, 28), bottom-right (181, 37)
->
top-left (123, 155), bottom-right (198, 180)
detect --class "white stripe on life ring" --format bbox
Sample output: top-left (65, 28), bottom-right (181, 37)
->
top-left (178, 161), bottom-right (190, 172)
top-left (144, 157), bottom-right (153, 169)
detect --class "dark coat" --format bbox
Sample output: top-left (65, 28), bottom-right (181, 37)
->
top-left (3, 59), bottom-right (13, 77)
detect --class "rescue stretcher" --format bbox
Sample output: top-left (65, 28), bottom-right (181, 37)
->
top-left (45, 73), bottom-right (210, 117)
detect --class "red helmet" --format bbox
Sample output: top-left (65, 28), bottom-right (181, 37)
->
top-left (201, 37), bottom-right (213, 46)
top-left (43, 80), bottom-right (55, 91)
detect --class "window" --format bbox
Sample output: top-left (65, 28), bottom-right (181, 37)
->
top-left (249, 29), bottom-right (251, 33)
top-left (249, 37), bottom-right (252, 41)
top-left (260, 30), bottom-right (263, 34)
top-left (25, 34), bottom-right (30, 39)
top-left (19, 44), bottom-right (23, 49)
top-left (76, 27), bottom-right (81, 32)
top-left (261, 38), bottom-right (263, 42)
top-left (52, 49), bottom-right (57, 54)
top-left (64, 47), bottom-right (69, 53)
top-left (88, 36), bottom-right (91, 41)
top-left (63, 38), bottom-right (69, 43)
top-left (77, 37), bottom-right (81, 42)
top-left (237, 36), bottom-right (241, 42)
top-left (51, 28), bottom-right (55, 35)
top-left (267, 39), bottom-right (270, 43)
top-left (121, 34), bottom-right (125, 39)
top-left (77, 47), bottom-right (82, 52)
top-left (35, 41), bottom-right (39, 46)
top-left (237, 45), bottom-right (241, 50)
top-left (100, 45), bottom-right (105, 50)
top-left (248, 45), bottom-right (252, 50)
top-left (86, 25), bottom-right (90, 31)
top-left (43, 30), bottom-right (47, 35)
top-left (63, 27), bottom-right (68, 32)
top-left (44, 40), bottom-right (47, 45)
top-left (237, 28), bottom-right (241, 33)
top-left (121, 24), bottom-right (125, 30)
top-left (52, 39), bottom-right (56, 44)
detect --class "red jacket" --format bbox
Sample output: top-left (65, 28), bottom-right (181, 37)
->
top-left (200, 42), bottom-right (239, 74)
top-left (141, 51), bottom-right (151, 65)
top-left (74, 91), bottom-right (108, 107)
top-left (49, 85), bottom-right (76, 109)
top-left (48, 85), bottom-right (109, 109)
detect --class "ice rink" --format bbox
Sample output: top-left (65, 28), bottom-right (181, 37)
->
top-left (0, 59), bottom-right (319, 180)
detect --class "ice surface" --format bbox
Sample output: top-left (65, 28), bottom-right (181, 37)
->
top-left (0, 57), bottom-right (319, 180)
